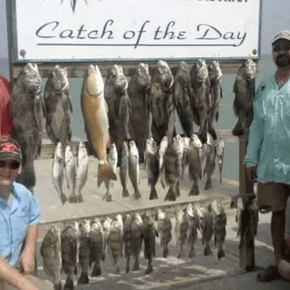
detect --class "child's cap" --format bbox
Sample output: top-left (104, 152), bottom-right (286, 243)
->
top-left (0, 138), bottom-right (23, 164)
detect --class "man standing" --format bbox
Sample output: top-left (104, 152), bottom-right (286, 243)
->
top-left (245, 30), bottom-right (290, 282)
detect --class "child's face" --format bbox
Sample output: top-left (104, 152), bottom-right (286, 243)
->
top-left (0, 159), bottom-right (21, 187)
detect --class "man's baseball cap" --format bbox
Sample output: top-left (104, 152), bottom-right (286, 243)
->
top-left (272, 30), bottom-right (290, 45)
top-left (0, 138), bottom-right (23, 164)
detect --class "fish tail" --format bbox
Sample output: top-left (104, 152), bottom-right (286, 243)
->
top-left (97, 162), bottom-right (117, 187)
top-left (122, 188), bottom-right (130, 198)
top-left (204, 245), bottom-right (212, 256)
top-left (232, 118), bottom-right (244, 136)
top-left (134, 189), bottom-right (141, 200)
top-left (91, 263), bottom-right (102, 277)
top-left (149, 187), bottom-right (158, 200)
top-left (218, 247), bottom-right (225, 259)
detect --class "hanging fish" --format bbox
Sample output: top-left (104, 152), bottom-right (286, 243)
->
top-left (216, 137), bottom-right (225, 184)
top-left (119, 141), bottom-right (130, 198)
top-left (89, 218), bottom-right (105, 277)
top-left (142, 211), bottom-right (158, 275)
top-left (81, 64), bottom-right (117, 186)
top-left (232, 59), bottom-right (257, 136)
top-left (11, 63), bottom-right (45, 189)
top-left (158, 135), bottom-right (168, 189)
top-left (187, 134), bottom-right (203, 196)
top-left (128, 63), bottom-right (151, 162)
top-left (128, 140), bottom-right (141, 200)
top-left (211, 199), bottom-right (227, 259)
top-left (52, 142), bottom-right (67, 204)
top-left (175, 209), bottom-right (188, 259)
top-left (61, 222), bottom-right (79, 290)
top-left (103, 143), bottom-right (118, 202)
top-left (150, 60), bottom-right (175, 145)
top-left (78, 220), bottom-right (91, 285)
top-left (65, 144), bottom-right (77, 203)
top-left (207, 61), bottom-right (223, 140)
top-left (40, 226), bottom-right (62, 290)
top-left (157, 208), bottom-right (172, 258)
top-left (190, 59), bottom-right (211, 144)
top-left (123, 214), bottom-right (132, 273)
top-left (173, 61), bottom-right (196, 137)
top-left (203, 133), bottom-right (216, 190)
top-left (44, 65), bottom-right (72, 149)
top-left (186, 204), bottom-right (199, 258)
top-left (144, 137), bottom-right (159, 200)
top-left (131, 213), bottom-right (143, 271)
top-left (75, 141), bottom-right (89, 202)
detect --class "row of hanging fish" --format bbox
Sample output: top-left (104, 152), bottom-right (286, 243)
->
top-left (52, 141), bottom-right (89, 204)
top-left (40, 199), bottom-right (227, 289)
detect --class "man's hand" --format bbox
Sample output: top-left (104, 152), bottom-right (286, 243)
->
top-left (20, 249), bottom-right (36, 275)
top-left (245, 166), bottom-right (257, 182)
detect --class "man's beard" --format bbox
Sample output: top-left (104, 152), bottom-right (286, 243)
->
top-left (275, 54), bottom-right (290, 68)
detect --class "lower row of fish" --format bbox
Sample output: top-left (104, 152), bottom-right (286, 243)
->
top-left (41, 199), bottom-right (228, 290)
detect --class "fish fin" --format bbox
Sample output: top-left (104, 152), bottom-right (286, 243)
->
top-left (218, 248), bottom-right (225, 259)
top-left (204, 246), bottom-right (212, 256)
top-left (98, 162), bottom-right (117, 187)
top-left (149, 187), bottom-right (158, 200)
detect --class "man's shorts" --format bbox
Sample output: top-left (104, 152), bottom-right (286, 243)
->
top-left (257, 182), bottom-right (290, 213)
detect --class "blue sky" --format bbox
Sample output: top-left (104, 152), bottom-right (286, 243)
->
top-left (0, 0), bottom-right (290, 58)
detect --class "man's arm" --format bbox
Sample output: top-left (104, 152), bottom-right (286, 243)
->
top-left (21, 226), bottom-right (39, 275)
top-left (0, 255), bottom-right (39, 290)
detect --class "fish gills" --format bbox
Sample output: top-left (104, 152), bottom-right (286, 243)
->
top-left (81, 65), bottom-right (116, 185)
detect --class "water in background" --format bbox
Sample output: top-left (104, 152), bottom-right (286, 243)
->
top-left (0, 55), bottom-right (276, 181)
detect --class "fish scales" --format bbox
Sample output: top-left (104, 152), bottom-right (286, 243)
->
top-left (81, 64), bottom-right (116, 185)
top-left (123, 214), bottom-right (132, 273)
top-left (131, 213), bottom-right (143, 271)
top-left (44, 65), bottom-right (73, 148)
top-left (65, 144), bottom-right (77, 203)
top-left (186, 204), bottom-right (199, 258)
top-left (12, 63), bottom-right (44, 189)
top-left (175, 209), bottom-right (188, 258)
top-left (216, 137), bottom-right (225, 184)
top-left (128, 63), bottom-right (151, 162)
top-left (40, 226), bottom-right (62, 290)
top-left (157, 209), bottom-right (172, 257)
top-left (119, 141), bottom-right (130, 198)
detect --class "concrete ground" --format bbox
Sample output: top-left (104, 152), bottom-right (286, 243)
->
top-left (32, 156), bottom-right (289, 290)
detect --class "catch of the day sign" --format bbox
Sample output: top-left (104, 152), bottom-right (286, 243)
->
top-left (12, 0), bottom-right (261, 61)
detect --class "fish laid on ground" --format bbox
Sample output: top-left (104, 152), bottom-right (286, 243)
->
top-left (131, 213), bottom-right (143, 271)
top-left (211, 199), bottom-right (227, 259)
top-left (216, 137), bottom-right (225, 184)
top-left (123, 214), bottom-right (132, 273)
top-left (128, 63), bottom-right (151, 162)
top-left (11, 63), bottom-right (45, 189)
top-left (105, 65), bottom-right (129, 156)
top-left (157, 208), bottom-right (172, 258)
top-left (163, 135), bottom-right (183, 201)
top-left (103, 143), bottom-right (118, 202)
top-left (232, 59), bottom-right (257, 136)
top-left (119, 141), bottom-right (130, 198)
top-left (187, 134), bottom-right (203, 196)
top-left (175, 209), bottom-right (188, 259)
top-left (44, 65), bottom-right (73, 149)
top-left (61, 222), bottom-right (79, 290)
top-left (186, 204), bottom-right (199, 258)
top-left (52, 142), bottom-right (67, 204)
top-left (144, 137), bottom-right (159, 200)
top-left (202, 133), bottom-right (216, 190)
top-left (190, 59), bottom-right (211, 144)
top-left (89, 218), bottom-right (105, 277)
top-left (142, 211), bottom-right (158, 275)
top-left (40, 226), bottom-right (62, 290)
top-left (65, 144), bottom-right (77, 203)
top-left (173, 61), bottom-right (196, 137)
top-left (150, 60), bottom-right (175, 145)
top-left (128, 140), bottom-right (141, 200)
top-left (75, 141), bottom-right (89, 202)
top-left (108, 214), bottom-right (124, 274)
top-left (196, 205), bottom-right (214, 256)
top-left (158, 135), bottom-right (168, 188)
top-left (207, 61), bottom-right (223, 140)
top-left (81, 64), bottom-right (117, 186)
top-left (78, 220), bottom-right (91, 285)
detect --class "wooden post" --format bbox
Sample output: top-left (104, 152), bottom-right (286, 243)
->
top-left (238, 134), bottom-right (256, 271)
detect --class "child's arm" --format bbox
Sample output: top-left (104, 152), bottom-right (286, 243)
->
top-left (0, 255), bottom-right (39, 290)
top-left (21, 226), bottom-right (39, 275)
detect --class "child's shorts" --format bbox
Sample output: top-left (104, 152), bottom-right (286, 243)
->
top-left (257, 182), bottom-right (290, 213)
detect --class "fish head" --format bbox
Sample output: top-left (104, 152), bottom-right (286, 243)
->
top-left (65, 144), bottom-right (74, 160)
top-left (182, 137), bottom-right (190, 150)
top-left (85, 64), bottom-right (104, 97)
top-left (157, 209), bottom-right (166, 221)
top-left (190, 134), bottom-right (202, 149)
top-left (44, 226), bottom-right (61, 245)
top-left (136, 63), bottom-right (151, 90)
top-left (175, 61), bottom-right (190, 86)
top-left (191, 59), bottom-right (209, 82)
top-left (240, 59), bottom-right (257, 80)
top-left (133, 213), bottom-right (143, 225)
top-left (210, 199), bottom-right (224, 215)
top-left (145, 137), bottom-right (158, 156)
top-left (155, 60), bottom-right (174, 91)
top-left (91, 218), bottom-right (103, 233)
top-left (216, 138), bottom-right (225, 165)
top-left (102, 217), bottom-right (112, 236)
top-left (50, 65), bottom-right (69, 91)
top-left (123, 214), bottom-right (132, 229)
top-left (208, 61), bottom-right (223, 81)
top-left (78, 141), bottom-right (88, 160)
top-left (80, 219), bottom-right (91, 237)
top-left (173, 134), bottom-right (184, 153)
top-left (129, 140), bottom-right (138, 155)
top-left (108, 143), bottom-right (118, 164)
top-left (121, 141), bottom-right (129, 157)
top-left (107, 65), bottom-right (128, 93)
top-left (20, 63), bottom-right (42, 94)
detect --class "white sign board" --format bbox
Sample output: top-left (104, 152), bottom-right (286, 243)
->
top-left (12, 0), bottom-right (261, 62)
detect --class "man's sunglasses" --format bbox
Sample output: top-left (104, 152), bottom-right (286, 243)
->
top-left (273, 45), bottom-right (290, 52)
top-left (0, 160), bottom-right (21, 170)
